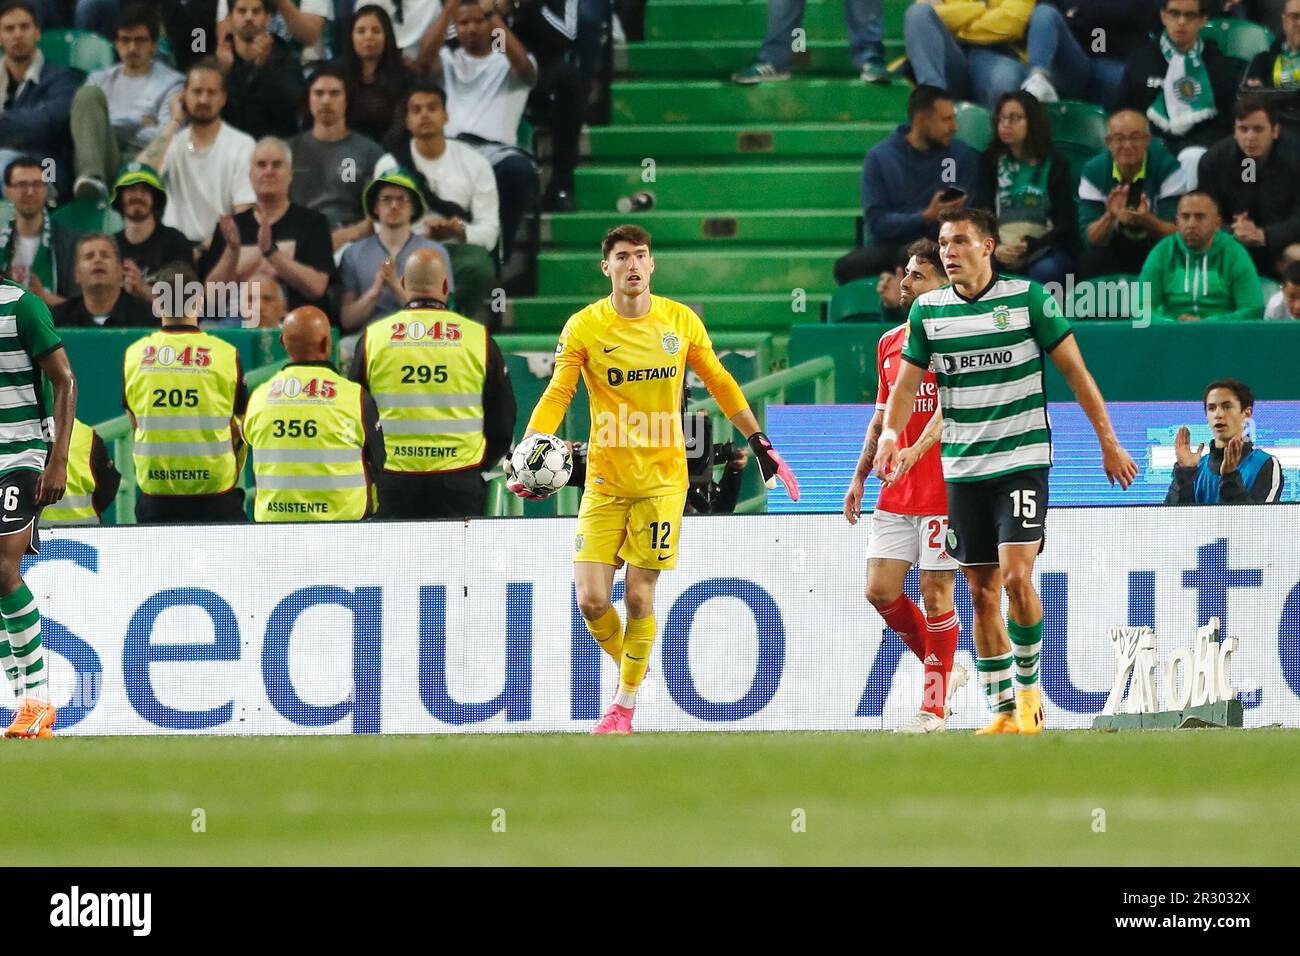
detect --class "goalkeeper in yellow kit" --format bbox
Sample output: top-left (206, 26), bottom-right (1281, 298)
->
top-left (510, 225), bottom-right (800, 734)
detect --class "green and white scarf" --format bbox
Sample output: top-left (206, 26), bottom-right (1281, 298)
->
top-left (0, 212), bottom-right (56, 294)
top-left (1273, 47), bottom-right (1300, 88)
top-left (995, 155), bottom-right (1052, 228)
top-left (1148, 32), bottom-right (1217, 137)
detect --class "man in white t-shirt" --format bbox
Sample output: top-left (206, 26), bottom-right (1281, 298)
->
top-left (374, 79), bottom-right (501, 322)
top-left (137, 58), bottom-right (257, 246)
top-left (422, 0), bottom-right (538, 259)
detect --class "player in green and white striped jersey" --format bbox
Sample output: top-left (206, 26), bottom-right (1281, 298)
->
top-left (875, 208), bottom-right (1137, 735)
top-left (0, 278), bottom-right (78, 739)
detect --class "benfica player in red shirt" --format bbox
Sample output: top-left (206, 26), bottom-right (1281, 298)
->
top-left (843, 240), bottom-right (965, 733)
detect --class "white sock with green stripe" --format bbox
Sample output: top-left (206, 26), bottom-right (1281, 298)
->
top-left (1, 583), bottom-right (47, 703)
top-left (0, 638), bottom-right (22, 699)
top-left (977, 652), bottom-right (1015, 713)
top-left (1008, 618), bottom-right (1043, 687)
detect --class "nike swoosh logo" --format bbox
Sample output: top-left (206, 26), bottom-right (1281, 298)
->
top-left (1022, 522), bottom-right (1041, 528)
top-left (657, 554), bottom-right (671, 561)
top-left (626, 655), bottom-right (646, 661)
top-left (1, 516), bottom-right (23, 524)
top-left (603, 346), bottom-right (621, 353)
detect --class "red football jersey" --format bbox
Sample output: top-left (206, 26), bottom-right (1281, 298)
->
top-left (874, 323), bottom-right (947, 516)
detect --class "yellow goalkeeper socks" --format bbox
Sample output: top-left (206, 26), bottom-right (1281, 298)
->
top-left (616, 615), bottom-right (656, 708)
top-left (585, 607), bottom-right (624, 663)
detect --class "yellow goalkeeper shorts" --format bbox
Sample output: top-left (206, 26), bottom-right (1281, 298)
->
top-left (573, 489), bottom-right (688, 571)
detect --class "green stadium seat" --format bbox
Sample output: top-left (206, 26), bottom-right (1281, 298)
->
top-left (826, 277), bottom-right (881, 323)
top-left (1046, 100), bottom-right (1107, 152)
top-left (38, 29), bottom-right (116, 73)
top-left (1204, 18), bottom-right (1274, 62)
top-left (0, 199), bottom-right (13, 233)
top-left (1259, 277), bottom-right (1281, 307)
top-left (50, 197), bottom-right (123, 236)
top-left (954, 101), bottom-right (990, 152)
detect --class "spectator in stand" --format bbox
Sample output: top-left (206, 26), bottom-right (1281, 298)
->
top-left (1120, 0), bottom-right (1238, 190)
top-left (0, 0), bottom-right (82, 200)
top-left (1166, 378), bottom-right (1284, 504)
top-left (202, 137), bottom-right (337, 314)
top-left (833, 85), bottom-right (979, 285)
top-left (290, 64), bottom-right (386, 251)
top-left (1246, 0), bottom-right (1300, 89)
top-left (902, 0), bottom-right (1031, 109)
top-left (1138, 191), bottom-right (1265, 323)
top-left (503, 0), bottom-right (587, 211)
top-left (51, 234), bottom-right (156, 327)
top-left (343, 4), bottom-right (416, 145)
top-left (341, 169), bottom-right (456, 331)
top-left (421, 0), bottom-right (539, 258)
top-left (1197, 97), bottom-right (1300, 279)
top-left (139, 58), bottom-right (257, 246)
top-left (0, 157), bottom-right (76, 308)
top-left (69, 4), bottom-right (184, 203)
top-left (730, 0), bottom-right (888, 85)
top-left (1020, 1), bottom-right (1163, 108)
top-left (369, 0), bottom-right (445, 58)
top-left (974, 91), bottom-right (1077, 285)
top-left (214, 0), bottom-right (308, 141)
top-left (216, 0), bottom-right (336, 63)
top-left (156, 1), bottom-right (221, 73)
top-left (112, 163), bottom-right (195, 303)
top-left (1077, 110), bottom-right (1185, 279)
top-left (1265, 257), bottom-right (1300, 317)
top-left (375, 79), bottom-right (500, 322)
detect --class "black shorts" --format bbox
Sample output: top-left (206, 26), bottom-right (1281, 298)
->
top-left (0, 469), bottom-right (42, 555)
top-left (944, 467), bottom-right (1048, 567)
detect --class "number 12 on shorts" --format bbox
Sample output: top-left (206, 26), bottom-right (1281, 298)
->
top-left (649, 520), bottom-right (672, 550)
top-left (1011, 489), bottom-right (1037, 520)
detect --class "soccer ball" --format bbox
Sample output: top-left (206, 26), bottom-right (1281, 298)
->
top-left (510, 433), bottom-right (573, 497)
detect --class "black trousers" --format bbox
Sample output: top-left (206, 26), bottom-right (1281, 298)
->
top-left (377, 470), bottom-right (487, 520)
top-left (1078, 236), bottom-right (1157, 279)
top-left (135, 488), bottom-right (247, 524)
top-left (527, 60), bottom-right (585, 194)
top-left (833, 241), bottom-right (909, 285)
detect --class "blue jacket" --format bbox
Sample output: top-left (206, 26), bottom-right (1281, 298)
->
top-left (861, 124), bottom-right (980, 244)
top-left (0, 52), bottom-right (83, 200)
top-left (1165, 441), bottom-right (1285, 505)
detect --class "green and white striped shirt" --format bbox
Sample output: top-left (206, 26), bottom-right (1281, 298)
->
top-left (0, 281), bottom-right (61, 476)
top-left (902, 275), bottom-right (1072, 483)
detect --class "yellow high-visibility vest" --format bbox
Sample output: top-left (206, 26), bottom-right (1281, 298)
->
top-left (40, 419), bottom-right (98, 526)
top-left (362, 308), bottom-right (487, 473)
top-left (245, 365), bottom-right (370, 522)
top-left (123, 329), bottom-right (239, 496)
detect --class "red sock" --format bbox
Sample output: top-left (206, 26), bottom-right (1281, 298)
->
top-left (922, 610), bottom-right (960, 717)
top-left (878, 594), bottom-right (927, 661)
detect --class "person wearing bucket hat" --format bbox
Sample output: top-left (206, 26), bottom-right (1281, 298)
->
top-left (340, 168), bottom-right (456, 331)
top-left (112, 162), bottom-right (195, 303)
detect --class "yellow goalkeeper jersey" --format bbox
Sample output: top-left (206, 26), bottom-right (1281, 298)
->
top-left (527, 294), bottom-right (749, 498)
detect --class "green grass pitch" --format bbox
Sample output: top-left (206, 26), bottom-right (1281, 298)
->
top-left (8, 729), bottom-right (1299, 865)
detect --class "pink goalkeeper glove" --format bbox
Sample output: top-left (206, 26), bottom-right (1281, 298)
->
top-left (748, 432), bottom-right (799, 502)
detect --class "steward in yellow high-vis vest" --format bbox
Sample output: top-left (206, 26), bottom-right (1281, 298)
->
top-left (123, 317), bottom-right (248, 524)
top-left (39, 419), bottom-right (122, 527)
top-left (245, 307), bottom-right (385, 522)
top-left (348, 248), bottom-right (515, 518)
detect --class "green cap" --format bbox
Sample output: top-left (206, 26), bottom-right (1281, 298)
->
top-left (112, 162), bottom-right (167, 217)
top-left (363, 168), bottom-right (428, 223)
